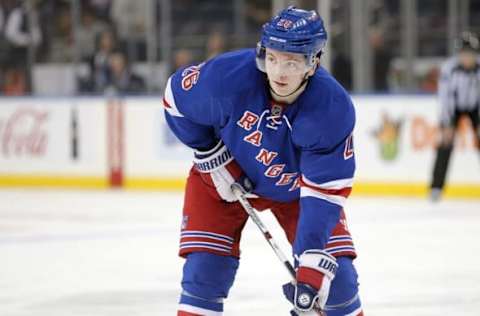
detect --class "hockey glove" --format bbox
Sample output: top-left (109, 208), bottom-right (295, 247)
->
top-left (283, 250), bottom-right (338, 315)
top-left (193, 140), bottom-right (252, 202)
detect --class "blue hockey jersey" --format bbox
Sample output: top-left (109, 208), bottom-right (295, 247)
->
top-left (164, 49), bottom-right (355, 255)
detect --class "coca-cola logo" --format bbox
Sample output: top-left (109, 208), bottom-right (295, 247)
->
top-left (0, 108), bottom-right (49, 157)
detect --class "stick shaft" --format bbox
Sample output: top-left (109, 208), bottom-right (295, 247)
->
top-left (231, 184), bottom-right (296, 279)
top-left (231, 184), bottom-right (326, 316)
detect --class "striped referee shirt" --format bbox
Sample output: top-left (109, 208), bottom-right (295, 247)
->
top-left (438, 56), bottom-right (480, 125)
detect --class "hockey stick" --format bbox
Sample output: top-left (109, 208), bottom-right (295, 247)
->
top-left (231, 183), bottom-right (296, 279)
top-left (231, 183), bottom-right (326, 316)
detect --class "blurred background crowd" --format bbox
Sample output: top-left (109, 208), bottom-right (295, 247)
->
top-left (0, 0), bottom-right (479, 96)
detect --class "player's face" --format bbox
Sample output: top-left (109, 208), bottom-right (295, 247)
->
top-left (265, 48), bottom-right (314, 96)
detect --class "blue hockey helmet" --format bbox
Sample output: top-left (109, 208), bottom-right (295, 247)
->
top-left (256, 6), bottom-right (328, 72)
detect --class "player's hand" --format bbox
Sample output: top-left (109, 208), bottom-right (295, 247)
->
top-left (283, 283), bottom-right (323, 316)
top-left (193, 140), bottom-right (252, 202)
top-left (282, 250), bottom-right (338, 315)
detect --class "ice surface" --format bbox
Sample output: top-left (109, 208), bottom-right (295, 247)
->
top-left (0, 189), bottom-right (479, 315)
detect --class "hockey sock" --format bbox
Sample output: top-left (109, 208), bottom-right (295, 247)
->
top-left (178, 291), bottom-right (223, 315)
top-left (178, 252), bottom-right (239, 315)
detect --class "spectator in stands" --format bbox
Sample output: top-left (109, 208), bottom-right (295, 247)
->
top-left (1, 66), bottom-right (26, 95)
top-left (78, 28), bottom-right (117, 93)
top-left (174, 48), bottom-right (194, 69)
top-left (245, 0), bottom-right (270, 35)
top-left (206, 30), bottom-right (226, 60)
top-left (0, 0), bottom-right (13, 93)
top-left (332, 51), bottom-right (353, 91)
top-left (90, 29), bottom-right (117, 92)
top-left (4, 0), bottom-right (42, 63)
top-left (370, 28), bottom-right (392, 92)
top-left (0, 2), bottom-right (4, 35)
top-left (3, 0), bottom-right (42, 93)
top-left (77, 6), bottom-right (109, 61)
top-left (48, 7), bottom-right (73, 62)
top-left (101, 50), bottom-right (145, 95)
top-left (0, 1), bottom-right (7, 66)
top-left (111, 0), bottom-right (147, 61)
top-left (88, 0), bottom-right (111, 22)
top-left (420, 66), bottom-right (440, 93)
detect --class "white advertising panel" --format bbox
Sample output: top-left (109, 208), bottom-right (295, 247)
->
top-left (353, 95), bottom-right (479, 184)
top-left (0, 97), bottom-right (107, 176)
top-left (0, 95), bottom-right (477, 194)
top-left (123, 97), bottom-right (191, 178)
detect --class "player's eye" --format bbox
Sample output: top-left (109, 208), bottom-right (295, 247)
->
top-left (266, 55), bottom-right (276, 63)
top-left (286, 61), bottom-right (300, 70)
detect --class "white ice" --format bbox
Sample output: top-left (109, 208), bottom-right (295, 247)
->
top-left (1, 189), bottom-right (479, 315)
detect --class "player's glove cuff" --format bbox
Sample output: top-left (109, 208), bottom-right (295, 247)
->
top-left (297, 250), bottom-right (338, 289)
top-left (286, 249), bottom-right (338, 312)
top-left (193, 140), bottom-right (234, 173)
top-left (193, 140), bottom-right (253, 202)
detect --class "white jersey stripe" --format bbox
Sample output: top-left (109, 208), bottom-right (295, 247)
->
top-left (302, 175), bottom-right (354, 190)
top-left (180, 241), bottom-right (231, 250)
top-left (327, 239), bottom-right (352, 244)
top-left (181, 234), bottom-right (234, 244)
top-left (329, 234), bottom-right (352, 239)
top-left (325, 239), bottom-right (353, 248)
top-left (164, 76), bottom-right (184, 117)
top-left (178, 303), bottom-right (223, 316)
top-left (301, 186), bottom-right (347, 207)
top-left (180, 244), bottom-right (231, 253)
top-left (181, 230), bottom-right (234, 242)
top-left (328, 251), bottom-right (356, 256)
top-left (325, 245), bottom-right (355, 252)
top-left (345, 306), bottom-right (363, 316)
top-left (326, 248), bottom-right (356, 256)
top-left (328, 235), bottom-right (352, 241)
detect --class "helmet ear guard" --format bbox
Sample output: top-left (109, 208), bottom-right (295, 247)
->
top-left (255, 42), bottom-right (267, 72)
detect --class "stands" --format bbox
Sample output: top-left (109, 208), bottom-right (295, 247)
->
top-left (0, 0), bottom-right (479, 95)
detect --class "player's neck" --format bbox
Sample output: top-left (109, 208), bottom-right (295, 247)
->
top-left (270, 81), bottom-right (308, 104)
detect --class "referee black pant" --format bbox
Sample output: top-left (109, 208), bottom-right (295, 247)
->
top-left (431, 108), bottom-right (480, 191)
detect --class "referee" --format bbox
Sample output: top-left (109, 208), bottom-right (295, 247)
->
top-left (430, 32), bottom-right (480, 201)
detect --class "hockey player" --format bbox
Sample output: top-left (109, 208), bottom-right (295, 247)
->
top-left (430, 31), bottom-right (480, 201)
top-left (164, 6), bottom-right (363, 316)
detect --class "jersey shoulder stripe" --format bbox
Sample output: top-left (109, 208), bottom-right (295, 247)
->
top-left (163, 76), bottom-right (184, 117)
